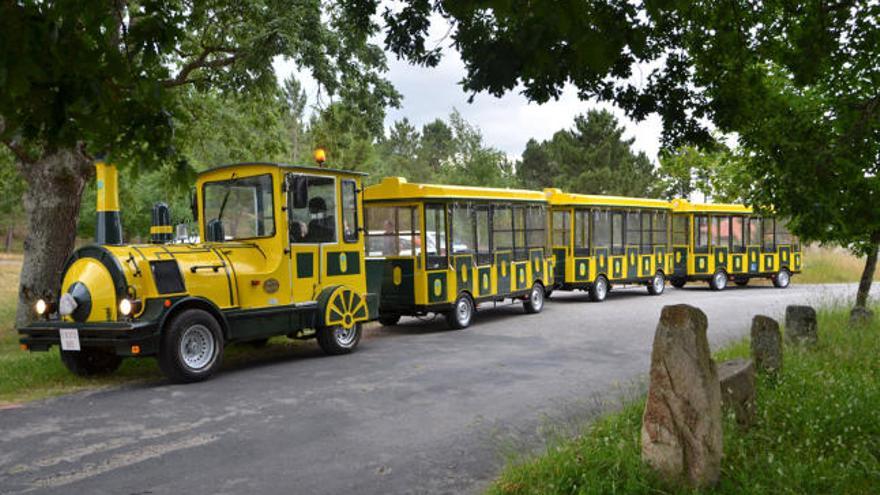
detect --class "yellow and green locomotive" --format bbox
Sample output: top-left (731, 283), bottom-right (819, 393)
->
top-left (19, 159), bottom-right (371, 382)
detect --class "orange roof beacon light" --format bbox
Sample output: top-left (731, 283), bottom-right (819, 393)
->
top-left (314, 147), bottom-right (327, 166)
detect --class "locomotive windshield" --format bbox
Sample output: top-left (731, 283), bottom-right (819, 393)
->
top-left (203, 174), bottom-right (275, 240)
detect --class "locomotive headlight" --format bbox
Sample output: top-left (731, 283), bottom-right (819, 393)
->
top-left (119, 298), bottom-right (133, 316)
top-left (34, 299), bottom-right (47, 316)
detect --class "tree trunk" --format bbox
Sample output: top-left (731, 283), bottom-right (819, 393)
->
top-left (4, 224), bottom-right (12, 252)
top-left (855, 237), bottom-right (880, 309)
top-left (15, 148), bottom-right (93, 329)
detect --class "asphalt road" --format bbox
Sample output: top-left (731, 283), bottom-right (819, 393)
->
top-left (0, 282), bottom-right (869, 495)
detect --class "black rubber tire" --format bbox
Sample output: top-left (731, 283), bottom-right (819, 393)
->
top-left (378, 314), bottom-right (401, 326)
top-left (647, 271), bottom-right (666, 296)
top-left (709, 270), bottom-right (728, 291)
top-left (316, 323), bottom-right (362, 355)
top-left (60, 348), bottom-right (123, 376)
top-left (671, 278), bottom-right (686, 289)
top-left (773, 268), bottom-right (791, 289)
top-left (158, 309), bottom-right (224, 383)
top-left (523, 282), bottom-right (545, 314)
top-left (589, 275), bottom-right (609, 302)
top-left (734, 277), bottom-right (749, 286)
top-left (445, 293), bottom-right (475, 329)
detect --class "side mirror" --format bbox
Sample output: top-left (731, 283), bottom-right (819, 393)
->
top-left (175, 224), bottom-right (189, 243)
top-left (291, 176), bottom-right (309, 210)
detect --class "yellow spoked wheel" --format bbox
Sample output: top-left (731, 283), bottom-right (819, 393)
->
top-left (324, 286), bottom-right (369, 330)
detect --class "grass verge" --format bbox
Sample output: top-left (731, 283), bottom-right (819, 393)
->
top-left (488, 306), bottom-right (880, 494)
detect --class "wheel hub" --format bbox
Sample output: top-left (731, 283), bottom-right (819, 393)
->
top-left (179, 324), bottom-right (215, 370)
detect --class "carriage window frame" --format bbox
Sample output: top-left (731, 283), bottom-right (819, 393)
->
top-left (525, 205), bottom-right (547, 253)
top-left (512, 205), bottom-right (528, 261)
top-left (672, 214), bottom-right (688, 245)
top-left (341, 179), bottom-right (358, 243)
top-left (711, 215), bottom-right (731, 249)
top-left (625, 210), bottom-right (641, 249)
top-left (574, 209), bottom-right (590, 256)
top-left (593, 209), bottom-right (611, 250)
top-left (451, 202), bottom-right (475, 255)
top-left (203, 173), bottom-right (276, 242)
top-left (640, 212), bottom-right (652, 253)
top-left (694, 215), bottom-right (710, 253)
top-left (748, 217), bottom-right (762, 246)
top-left (652, 211), bottom-right (669, 249)
top-left (424, 203), bottom-right (448, 269)
top-left (762, 217), bottom-right (776, 251)
top-left (611, 210), bottom-right (625, 255)
top-left (475, 205), bottom-right (492, 265)
top-left (731, 216), bottom-right (746, 253)
top-left (492, 205), bottom-right (514, 254)
top-left (552, 210), bottom-right (571, 250)
top-left (364, 205), bottom-right (420, 257)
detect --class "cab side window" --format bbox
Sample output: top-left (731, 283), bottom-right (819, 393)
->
top-left (289, 175), bottom-right (337, 244)
top-left (341, 179), bottom-right (358, 243)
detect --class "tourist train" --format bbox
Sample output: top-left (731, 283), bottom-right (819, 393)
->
top-left (18, 154), bottom-right (800, 382)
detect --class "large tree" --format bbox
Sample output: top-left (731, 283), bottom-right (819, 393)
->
top-left (388, 1), bottom-right (880, 309)
top-left (517, 110), bottom-right (660, 197)
top-left (0, 1), bottom-right (415, 326)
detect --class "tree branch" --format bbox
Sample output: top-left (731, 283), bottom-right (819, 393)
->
top-left (162, 46), bottom-right (239, 88)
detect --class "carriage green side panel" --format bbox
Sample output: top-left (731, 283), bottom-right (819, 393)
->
top-left (365, 259), bottom-right (384, 319)
top-left (371, 258), bottom-right (415, 314)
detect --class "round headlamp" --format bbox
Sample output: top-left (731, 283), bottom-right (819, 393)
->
top-left (34, 299), bottom-right (47, 316)
top-left (119, 298), bottom-right (133, 316)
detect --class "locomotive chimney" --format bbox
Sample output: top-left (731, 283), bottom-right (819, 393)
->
top-left (94, 161), bottom-right (123, 245)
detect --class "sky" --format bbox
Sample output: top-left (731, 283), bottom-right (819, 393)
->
top-left (273, 14), bottom-right (664, 163)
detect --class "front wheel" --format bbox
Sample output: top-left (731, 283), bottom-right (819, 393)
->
top-left (773, 269), bottom-right (791, 288)
top-left (709, 270), bottom-right (728, 291)
top-left (589, 275), bottom-right (609, 302)
top-left (316, 323), bottom-right (362, 355)
top-left (647, 271), bottom-right (666, 295)
top-left (523, 283), bottom-right (545, 314)
top-left (734, 277), bottom-right (749, 286)
top-left (671, 278), bottom-right (686, 289)
top-left (158, 309), bottom-right (224, 383)
top-left (445, 293), bottom-right (475, 329)
top-left (60, 348), bottom-right (123, 376)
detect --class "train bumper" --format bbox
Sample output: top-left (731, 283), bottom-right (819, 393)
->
top-left (18, 319), bottom-right (161, 357)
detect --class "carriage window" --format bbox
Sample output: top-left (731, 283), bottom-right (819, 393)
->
top-left (526, 206), bottom-right (547, 250)
top-left (748, 217), bottom-right (762, 245)
top-left (476, 206), bottom-right (491, 263)
top-left (712, 216), bottom-right (730, 248)
top-left (451, 203), bottom-right (474, 254)
top-left (641, 212), bottom-right (652, 253)
top-left (611, 211), bottom-right (625, 255)
top-left (731, 216), bottom-right (745, 253)
top-left (204, 174), bottom-right (275, 241)
top-left (342, 180), bottom-right (358, 243)
top-left (775, 219), bottom-right (792, 245)
top-left (552, 210), bottom-right (571, 247)
top-left (288, 175), bottom-right (336, 244)
top-left (513, 206), bottom-right (528, 260)
top-left (493, 206), bottom-right (513, 252)
top-left (574, 210), bottom-right (590, 255)
top-left (695, 215), bottom-right (709, 253)
top-left (673, 215), bottom-right (688, 245)
top-left (762, 217), bottom-right (776, 251)
top-left (593, 210), bottom-right (611, 249)
top-left (653, 211), bottom-right (669, 248)
top-left (425, 204), bottom-right (447, 268)
top-left (626, 211), bottom-right (641, 247)
top-left (365, 206), bottom-right (420, 256)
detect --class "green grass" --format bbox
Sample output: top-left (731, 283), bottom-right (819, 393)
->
top-left (488, 306), bottom-right (880, 494)
top-left (797, 245), bottom-right (880, 284)
top-left (0, 255), bottom-right (311, 405)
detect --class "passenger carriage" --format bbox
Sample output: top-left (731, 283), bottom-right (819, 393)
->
top-left (545, 189), bottom-right (673, 301)
top-left (363, 177), bottom-right (554, 329)
top-left (669, 199), bottom-right (801, 290)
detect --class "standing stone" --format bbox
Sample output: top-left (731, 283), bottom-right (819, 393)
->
top-left (750, 315), bottom-right (783, 374)
top-left (717, 358), bottom-right (757, 428)
top-left (849, 306), bottom-right (874, 326)
top-left (641, 304), bottom-right (723, 488)
top-left (785, 305), bottom-right (818, 346)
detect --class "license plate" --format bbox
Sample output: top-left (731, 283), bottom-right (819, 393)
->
top-left (59, 328), bottom-right (81, 351)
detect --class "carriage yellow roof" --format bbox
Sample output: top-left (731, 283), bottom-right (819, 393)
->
top-left (364, 177), bottom-right (548, 202)
top-left (670, 198), bottom-right (754, 214)
top-left (543, 188), bottom-right (672, 209)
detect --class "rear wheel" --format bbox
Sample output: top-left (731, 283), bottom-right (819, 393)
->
top-left (378, 314), bottom-right (401, 326)
top-left (709, 270), bottom-right (728, 291)
top-left (773, 268), bottom-right (791, 288)
top-left (734, 277), bottom-right (749, 286)
top-left (158, 309), bottom-right (224, 383)
top-left (671, 278), bottom-right (686, 288)
top-left (589, 275), bottom-right (609, 302)
top-left (316, 323), bottom-right (362, 355)
top-left (523, 283), bottom-right (545, 314)
top-left (60, 348), bottom-right (122, 376)
top-left (445, 293), bottom-right (475, 329)
top-left (647, 271), bottom-right (666, 295)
